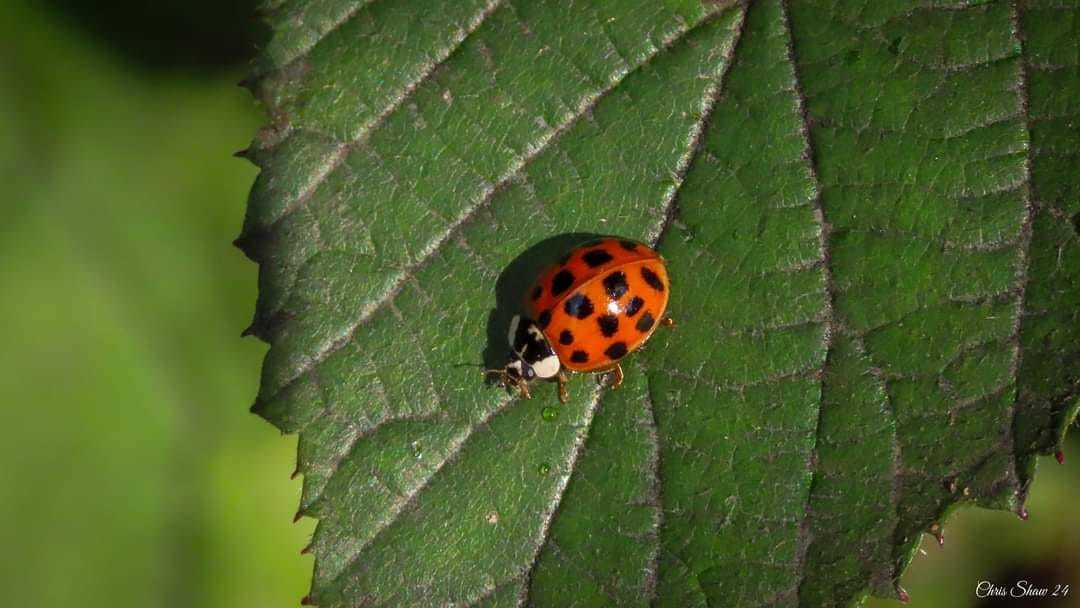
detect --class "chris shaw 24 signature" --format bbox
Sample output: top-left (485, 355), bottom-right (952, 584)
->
top-left (976, 580), bottom-right (1070, 599)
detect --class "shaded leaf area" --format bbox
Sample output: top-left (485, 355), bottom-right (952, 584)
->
top-left (1013, 0), bottom-right (1080, 494)
top-left (237, 0), bottom-right (1079, 606)
top-left (792, 1), bottom-right (1030, 602)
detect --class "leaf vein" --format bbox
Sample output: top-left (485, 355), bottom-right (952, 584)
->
top-left (779, 0), bottom-right (877, 600)
top-left (256, 0), bottom-right (374, 78)
top-left (326, 395), bottom-right (516, 591)
top-left (261, 0), bottom-right (505, 235)
top-left (1005, 0), bottom-right (1039, 503)
top-left (516, 387), bottom-right (606, 606)
top-left (646, 6), bottom-right (748, 248)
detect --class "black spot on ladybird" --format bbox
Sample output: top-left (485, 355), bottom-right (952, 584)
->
top-left (641, 266), bottom-right (665, 292)
top-left (604, 342), bottom-right (628, 360)
top-left (538, 309), bottom-right (552, 329)
top-left (602, 271), bottom-right (628, 300)
top-left (530, 285), bottom-right (542, 301)
top-left (582, 249), bottom-right (614, 267)
top-left (619, 240), bottom-right (638, 251)
top-left (625, 296), bottom-right (644, 317)
top-left (563, 294), bottom-right (594, 319)
top-left (636, 312), bottom-right (655, 333)
top-left (559, 329), bottom-right (574, 345)
top-left (597, 314), bottom-right (619, 337)
top-left (551, 269), bottom-right (575, 296)
top-left (570, 350), bottom-right (589, 363)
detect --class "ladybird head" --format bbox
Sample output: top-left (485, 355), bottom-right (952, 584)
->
top-left (484, 314), bottom-right (560, 399)
top-left (505, 355), bottom-right (537, 382)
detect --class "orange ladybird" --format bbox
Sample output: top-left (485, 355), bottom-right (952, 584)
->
top-left (487, 237), bottom-right (671, 402)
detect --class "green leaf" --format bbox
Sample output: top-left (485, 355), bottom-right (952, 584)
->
top-left (237, 0), bottom-right (1080, 605)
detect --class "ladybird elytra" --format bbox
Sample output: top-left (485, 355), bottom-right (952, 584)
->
top-left (487, 236), bottom-right (671, 403)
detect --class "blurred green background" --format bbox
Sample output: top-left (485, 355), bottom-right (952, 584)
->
top-left (0, 1), bottom-right (1075, 606)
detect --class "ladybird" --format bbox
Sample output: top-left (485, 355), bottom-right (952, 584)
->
top-left (486, 236), bottom-right (672, 403)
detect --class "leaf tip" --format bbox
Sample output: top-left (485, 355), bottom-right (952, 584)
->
top-left (928, 523), bottom-right (944, 547)
top-left (232, 233), bottom-right (261, 263)
top-left (293, 510), bottom-right (304, 523)
top-left (896, 585), bottom-right (910, 604)
top-left (300, 595), bottom-right (316, 606)
top-left (300, 543), bottom-right (312, 555)
top-left (240, 324), bottom-right (256, 338)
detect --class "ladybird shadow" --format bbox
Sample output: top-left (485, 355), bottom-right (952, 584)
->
top-left (482, 232), bottom-right (602, 377)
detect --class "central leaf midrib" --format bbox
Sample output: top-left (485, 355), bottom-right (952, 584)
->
top-left (775, 0), bottom-right (845, 597)
top-left (517, 387), bottom-right (607, 605)
top-left (515, 5), bottom-right (754, 605)
top-left (1005, 0), bottom-right (1042, 503)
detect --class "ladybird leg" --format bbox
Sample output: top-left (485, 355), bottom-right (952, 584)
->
top-left (520, 377), bottom-right (532, 399)
top-left (556, 371), bottom-right (569, 404)
top-left (661, 317), bottom-right (675, 328)
top-left (482, 369), bottom-right (506, 388)
top-left (610, 363), bottom-right (624, 390)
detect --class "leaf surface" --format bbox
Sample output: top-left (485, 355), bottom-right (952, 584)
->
top-left (238, 1), bottom-right (1080, 605)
